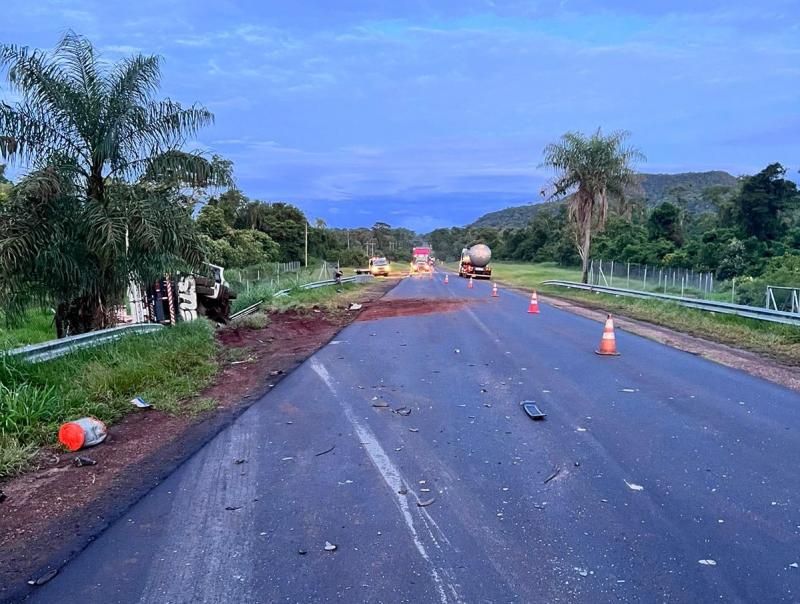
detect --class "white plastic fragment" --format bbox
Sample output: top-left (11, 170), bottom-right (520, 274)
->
top-left (698, 559), bottom-right (717, 566)
top-left (324, 541), bottom-right (337, 551)
top-left (624, 480), bottom-right (644, 491)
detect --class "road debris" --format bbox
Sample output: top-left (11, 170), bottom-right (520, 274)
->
top-left (27, 569), bottom-right (58, 586)
top-left (58, 417), bottom-right (107, 452)
top-left (543, 467), bottom-right (561, 484)
top-left (790, 562), bottom-right (798, 569)
top-left (576, 427), bottom-right (587, 432)
top-left (269, 370), bottom-right (284, 376)
top-left (324, 541), bottom-right (337, 552)
top-left (393, 407), bottom-right (412, 416)
top-left (624, 480), bottom-right (644, 491)
top-left (298, 549), bottom-right (307, 555)
top-left (698, 559), bottom-right (717, 566)
top-left (315, 445), bottom-right (336, 457)
top-left (130, 396), bottom-right (151, 409)
top-left (281, 456), bottom-right (294, 461)
top-left (574, 567), bottom-right (589, 577)
top-left (372, 401), bottom-right (390, 408)
top-left (0, 490), bottom-right (6, 503)
top-left (348, 303), bottom-right (363, 311)
top-left (225, 505), bottom-right (242, 511)
top-left (73, 456), bottom-right (97, 467)
top-left (521, 401), bottom-right (546, 420)
top-left (398, 488), bottom-right (408, 495)
top-left (417, 497), bottom-right (436, 507)
top-left (408, 428), bottom-right (419, 433)
top-left (620, 388), bottom-right (636, 393)
top-left (454, 349), bottom-right (460, 354)
top-left (234, 458), bottom-right (246, 464)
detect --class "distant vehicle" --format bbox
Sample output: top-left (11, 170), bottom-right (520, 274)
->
top-left (410, 246), bottom-right (432, 274)
top-left (458, 244), bottom-right (492, 279)
top-left (355, 257), bottom-right (390, 276)
top-left (369, 257), bottom-right (390, 276)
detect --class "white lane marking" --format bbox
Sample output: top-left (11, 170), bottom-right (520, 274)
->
top-left (311, 358), bottom-right (460, 604)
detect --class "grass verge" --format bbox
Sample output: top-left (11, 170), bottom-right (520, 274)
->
top-left (0, 319), bottom-right (219, 479)
top-left (0, 309), bottom-right (57, 349)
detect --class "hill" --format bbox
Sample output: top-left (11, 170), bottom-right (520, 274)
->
top-left (469, 171), bottom-right (738, 228)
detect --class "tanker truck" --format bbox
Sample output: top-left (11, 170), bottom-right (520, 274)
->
top-left (458, 244), bottom-right (492, 279)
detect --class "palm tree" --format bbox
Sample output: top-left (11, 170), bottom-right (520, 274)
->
top-left (541, 129), bottom-right (644, 283)
top-left (0, 32), bottom-right (231, 335)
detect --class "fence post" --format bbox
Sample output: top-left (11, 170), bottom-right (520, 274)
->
top-left (627, 263), bottom-right (630, 288)
top-left (731, 277), bottom-right (736, 303)
top-left (610, 260), bottom-right (614, 286)
top-left (681, 275), bottom-right (685, 297)
top-left (643, 266), bottom-right (647, 290)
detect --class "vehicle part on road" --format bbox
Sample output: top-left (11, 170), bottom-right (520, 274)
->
top-left (468, 276), bottom-right (474, 289)
top-left (315, 444), bottom-right (336, 457)
top-left (58, 417), bottom-right (107, 452)
top-left (543, 467), bottom-right (561, 484)
top-left (73, 456), bottom-right (97, 467)
top-left (27, 569), bottom-right (58, 586)
top-left (417, 497), bottom-right (436, 507)
top-left (130, 396), bottom-right (151, 409)
top-left (595, 314), bottom-right (620, 356)
top-left (393, 407), bottom-right (412, 416)
top-left (492, 283), bottom-right (499, 297)
top-left (324, 541), bottom-right (337, 551)
top-left (528, 291), bottom-right (540, 314)
top-left (521, 401), bottom-right (546, 420)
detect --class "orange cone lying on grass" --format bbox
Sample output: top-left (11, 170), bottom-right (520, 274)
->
top-left (595, 314), bottom-right (620, 356)
top-left (528, 291), bottom-right (540, 314)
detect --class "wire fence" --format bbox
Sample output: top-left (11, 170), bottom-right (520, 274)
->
top-left (588, 259), bottom-right (718, 298)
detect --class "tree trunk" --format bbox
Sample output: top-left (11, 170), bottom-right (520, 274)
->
top-left (55, 294), bottom-right (113, 338)
top-left (88, 161), bottom-right (105, 203)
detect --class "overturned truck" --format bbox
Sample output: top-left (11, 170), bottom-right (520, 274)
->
top-left (126, 264), bottom-right (237, 326)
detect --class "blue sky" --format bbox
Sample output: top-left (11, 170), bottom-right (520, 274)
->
top-left (2, 1), bottom-right (799, 231)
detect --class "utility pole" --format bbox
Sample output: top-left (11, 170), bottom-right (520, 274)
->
top-left (304, 221), bottom-right (308, 268)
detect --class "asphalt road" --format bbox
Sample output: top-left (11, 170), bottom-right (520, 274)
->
top-left (24, 273), bottom-right (800, 603)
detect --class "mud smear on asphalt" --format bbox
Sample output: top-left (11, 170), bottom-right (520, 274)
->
top-left (356, 297), bottom-right (479, 321)
top-left (0, 279), bottom-right (396, 603)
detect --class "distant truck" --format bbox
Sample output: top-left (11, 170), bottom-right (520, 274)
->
top-left (410, 246), bottom-right (433, 274)
top-left (458, 244), bottom-right (492, 279)
top-left (355, 257), bottom-right (390, 276)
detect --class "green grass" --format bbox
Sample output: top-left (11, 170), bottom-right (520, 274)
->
top-left (0, 319), bottom-right (219, 479)
top-left (0, 309), bottom-right (57, 349)
top-left (472, 261), bottom-right (800, 365)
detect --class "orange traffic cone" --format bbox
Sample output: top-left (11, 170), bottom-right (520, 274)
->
top-left (444, 274), bottom-right (449, 284)
top-left (491, 283), bottom-right (498, 297)
top-left (595, 314), bottom-right (620, 356)
top-left (527, 291), bottom-right (540, 314)
top-left (468, 277), bottom-right (474, 289)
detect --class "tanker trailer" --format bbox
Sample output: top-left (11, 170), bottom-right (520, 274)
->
top-left (458, 244), bottom-right (492, 279)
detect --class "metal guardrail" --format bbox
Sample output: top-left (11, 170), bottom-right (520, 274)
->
top-left (542, 280), bottom-right (800, 327)
top-left (231, 274), bottom-right (374, 319)
top-left (4, 323), bottom-right (165, 364)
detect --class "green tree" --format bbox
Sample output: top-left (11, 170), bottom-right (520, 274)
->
top-left (541, 129), bottom-right (644, 282)
top-left (733, 163), bottom-right (798, 241)
top-left (648, 202), bottom-right (684, 246)
top-left (0, 33), bottom-right (229, 335)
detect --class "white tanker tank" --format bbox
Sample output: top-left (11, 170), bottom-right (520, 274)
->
top-left (459, 244), bottom-right (493, 279)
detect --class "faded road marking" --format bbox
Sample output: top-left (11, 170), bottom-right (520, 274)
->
top-left (311, 358), bottom-right (462, 604)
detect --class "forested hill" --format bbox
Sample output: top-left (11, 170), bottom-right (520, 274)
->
top-left (470, 170), bottom-right (738, 228)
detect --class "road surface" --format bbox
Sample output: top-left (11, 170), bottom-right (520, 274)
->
top-left (25, 274), bottom-right (800, 603)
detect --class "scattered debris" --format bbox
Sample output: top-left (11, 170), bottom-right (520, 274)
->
top-left (27, 569), bottom-right (58, 586)
top-left (315, 445), bottom-right (336, 457)
top-left (620, 388), bottom-right (636, 393)
top-left (574, 461), bottom-right (581, 467)
top-left (348, 303), bottom-right (363, 311)
top-left (0, 490), bottom-right (6, 503)
top-left (521, 401), bottom-right (546, 420)
top-left (454, 349), bottom-right (461, 354)
top-left (574, 567), bottom-right (589, 577)
top-left (58, 417), bottom-right (107, 452)
top-left (483, 403), bottom-right (492, 408)
top-left (324, 541), bottom-right (337, 552)
top-left (420, 488), bottom-right (431, 493)
top-left (624, 480), bottom-right (644, 491)
top-left (372, 401), bottom-right (390, 408)
top-left (298, 549), bottom-right (307, 555)
top-left (576, 427), bottom-right (587, 432)
top-left (269, 370), bottom-right (284, 376)
top-left (393, 407), bottom-right (412, 416)
top-left (790, 562), bottom-right (798, 569)
top-left (408, 428), bottom-right (419, 433)
top-left (543, 467), bottom-right (561, 484)
top-left (225, 506), bottom-right (242, 511)
top-left (130, 396), bottom-right (151, 409)
top-left (417, 497), bottom-right (436, 507)
top-left (398, 488), bottom-right (408, 495)
top-left (698, 559), bottom-right (717, 566)
top-left (533, 503), bottom-right (546, 510)
top-left (234, 458), bottom-right (246, 465)
top-left (281, 456), bottom-right (294, 461)
top-left (73, 456), bottom-right (97, 467)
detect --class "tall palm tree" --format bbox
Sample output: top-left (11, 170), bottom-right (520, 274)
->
top-left (0, 32), bottom-right (231, 335)
top-left (541, 129), bottom-right (644, 283)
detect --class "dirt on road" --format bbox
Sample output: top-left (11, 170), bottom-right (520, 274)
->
top-left (0, 278), bottom-right (397, 602)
